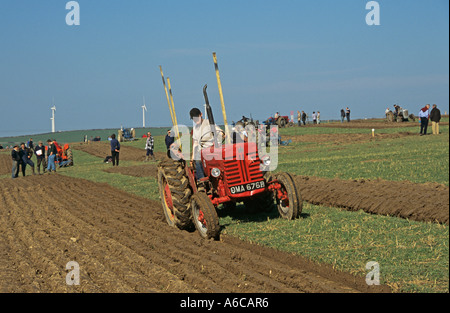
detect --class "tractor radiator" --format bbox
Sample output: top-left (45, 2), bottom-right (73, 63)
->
top-left (224, 149), bottom-right (264, 187)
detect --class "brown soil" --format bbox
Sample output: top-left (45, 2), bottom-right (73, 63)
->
top-left (0, 174), bottom-right (389, 293)
top-left (100, 162), bottom-right (449, 225)
top-left (294, 175), bottom-right (449, 225)
top-left (0, 154), bottom-right (11, 176)
top-left (72, 142), bottom-right (166, 162)
top-left (284, 131), bottom-right (417, 144)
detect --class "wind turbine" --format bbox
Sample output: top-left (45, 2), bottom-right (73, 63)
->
top-left (50, 98), bottom-right (56, 133)
top-left (141, 96), bottom-right (147, 128)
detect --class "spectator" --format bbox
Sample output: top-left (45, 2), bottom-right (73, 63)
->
top-left (165, 129), bottom-right (175, 158)
top-left (34, 141), bottom-right (46, 174)
top-left (418, 104), bottom-right (431, 136)
top-left (430, 104), bottom-right (442, 135)
top-left (110, 134), bottom-right (120, 166)
top-left (312, 112), bottom-right (317, 124)
top-left (340, 109), bottom-right (345, 123)
top-left (145, 132), bottom-right (155, 161)
top-left (20, 142), bottom-right (35, 176)
top-left (346, 107), bottom-right (351, 122)
top-left (317, 111), bottom-right (321, 124)
top-left (46, 139), bottom-right (57, 173)
top-left (297, 110), bottom-right (301, 126)
top-left (11, 145), bottom-right (21, 178)
top-left (301, 111), bottom-right (307, 126)
top-left (27, 138), bottom-right (34, 151)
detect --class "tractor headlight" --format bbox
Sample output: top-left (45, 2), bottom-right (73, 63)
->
top-left (211, 168), bottom-right (221, 178)
top-left (262, 156), bottom-right (271, 166)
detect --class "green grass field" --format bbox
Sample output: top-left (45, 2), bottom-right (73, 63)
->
top-left (1, 121), bottom-right (448, 292)
top-left (0, 127), bottom-right (169, 147)
top-left (277, 126), bottom-right (449, 185)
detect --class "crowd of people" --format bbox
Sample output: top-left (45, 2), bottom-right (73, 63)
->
top-left (10, 138), bottom-right (73, 178)
top-left (294, 107), bottom-right (350, 126)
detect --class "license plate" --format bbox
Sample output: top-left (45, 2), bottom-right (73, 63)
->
top-left (230, 181), bottom-right (265, 194)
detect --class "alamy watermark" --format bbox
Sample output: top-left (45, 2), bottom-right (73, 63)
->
top-left (66, 1), bottom-right (80, 26)
top-left (366, 1), bottom-right (380, 26)
top-left (66, 261), bottom-right (80, 285)
top-left (365, 261), bottom-right (380, 285)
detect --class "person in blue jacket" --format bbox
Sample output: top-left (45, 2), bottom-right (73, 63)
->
top-left (165, 129), bottom-right (175, 158)
top-left (110, 134), bottom-right (121, 166)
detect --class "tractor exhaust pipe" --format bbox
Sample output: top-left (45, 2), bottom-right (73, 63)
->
top-left (203, 84), bottom-right (219, 148)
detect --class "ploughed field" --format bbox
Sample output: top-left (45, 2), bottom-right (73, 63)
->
top-left (0, 154), bottom-right (11, 176)
top-left (0, 175), bottom-right (388, 293)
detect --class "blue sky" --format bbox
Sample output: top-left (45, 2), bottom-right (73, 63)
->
top-left (0, 0), bottom-right (448, 136)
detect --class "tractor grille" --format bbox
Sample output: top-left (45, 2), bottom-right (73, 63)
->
top-left (224, 150), bottom-right (264, 187)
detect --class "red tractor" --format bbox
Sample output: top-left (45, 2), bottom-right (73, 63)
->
top-left (157, 86), bottom-right (302, 240)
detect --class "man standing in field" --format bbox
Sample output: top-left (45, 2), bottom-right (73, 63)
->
top-left (20, 142), bottom-right (35, 175)
top-left (346, 107), bottom-right (351, 122)
top-left (46, 139), bottom-right (57, 172)
top-left (429, 104), bottom-right (441, 135)
top-left (34, 141), bottom-right (46, 174)
top-left (340, 109), bottom-right (345, 123)
top-left (165, 129), bottom-right (175, 158)
top-left (11, 145), bottom-right (21, 178)
top-left (312, 112), bottom-right (317, 124)
top-left (301, 111), bottom-right (307, 125)
top-left (27, 138), bottom-right (34, 151)
top-left (145, 131), bottom-right (155, 161)
top-left (110, 134), bottom-right (120, 166)
top-left (418, 104), bottom-right (430, 136)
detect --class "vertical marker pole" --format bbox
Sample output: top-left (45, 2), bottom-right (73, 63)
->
top-left (167, 77), bottom-right (180, 147)
top-left (159, 66), bottom-right (175, 127)
top-left (213, 52), bottom-right (231, 144)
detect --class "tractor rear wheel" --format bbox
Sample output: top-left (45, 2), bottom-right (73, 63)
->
top-left (158, 158), bottom-right (193, 230)
top-left (191, 193), bottom-right (220, 240)
top-left (277, 117), bottom-right (286, 128)
top-left (274, 172), bottom-right (302, 220)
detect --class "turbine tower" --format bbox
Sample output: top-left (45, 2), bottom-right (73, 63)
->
top-left (51, 99), bottom-right (56, 133)
top-left (141, 96), bottom-right (147, 128)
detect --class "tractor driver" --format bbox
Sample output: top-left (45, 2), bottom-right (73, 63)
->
top-left (190, 108), bottom-right (224, 180)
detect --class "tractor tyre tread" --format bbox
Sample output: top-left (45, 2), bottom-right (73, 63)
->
top-left (158, 158), bottom-right (193, 230)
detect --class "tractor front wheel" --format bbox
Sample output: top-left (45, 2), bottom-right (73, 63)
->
top-left (157, 158), bottom-right (193, 230)
top-left (274, 172), bottom-right (302, 220)
top-left (191, 193), bottom-right (220, 240)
